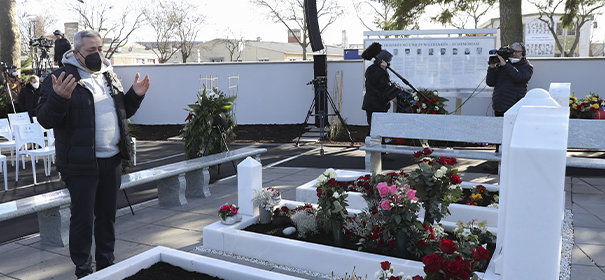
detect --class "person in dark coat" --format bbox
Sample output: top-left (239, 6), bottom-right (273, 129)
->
top-left (363, 50), bottom-right (393, 135)
top-left (18, 75), bottom-right (40, 121)
top-left (486, 42), bottom-right (533, 117)
top-left (53, 30), bottom-right (72, 68)
top-left (37, 30), bottom-right (150, 279)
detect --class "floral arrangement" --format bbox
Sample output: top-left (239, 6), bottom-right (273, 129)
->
top-left (252, 187), bottom-right (281, 211)
top-left (291, 209), bottom-right (318, 238)
top-left (344, 209), bottom-right (396, 253)
top-left (293, 203), bottom-right (316, 214)
top-left (376, 182), bottom-right (420, 232)
top-left (410, 89), bottom-right (449, 115)
top-left (273, 205), bottom-right (292, 217)
top-left (466, 185), bottom-right (489, 205)
top-left (180, 86), bottom-right (237, 159)
top-left (407, 148), bottom-right (463, 224)
top-left (217, 203), bottom-right (239, 221)
top-left (374, 261), bottom-right (421, 280)
top-left (569, 92), bottom-right (604, 119)
top-left (487, 195), bottom-right (499, 209)
top-left (356, 171), bottom-right (409, 210)
top-left (410, 223), bottom-right (447, 258)
top-left (453, 220), bottom-right (496, 251)
top-left (316, 169), bottom-right (349, 220)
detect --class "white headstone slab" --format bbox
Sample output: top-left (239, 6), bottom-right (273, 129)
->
top-left (500, 105), bottom-right (568, 279)
top-left (548, 83), bottom-right (572, 108)
top-left (237, 157), bottom-right (262, 216)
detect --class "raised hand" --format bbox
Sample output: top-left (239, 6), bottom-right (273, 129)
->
top-left (132, 72), bottom-right (150, 96)
top-left (52, 72), bottom-right (77, 99)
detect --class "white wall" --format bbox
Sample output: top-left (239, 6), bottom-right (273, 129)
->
top-left (113, 57), bottom-right (605, 125)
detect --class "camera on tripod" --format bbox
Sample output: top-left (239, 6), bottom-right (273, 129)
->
top-left (488, 46), bottom-right (515, 64)
top-left (29, 36), bottom-right (53, 48)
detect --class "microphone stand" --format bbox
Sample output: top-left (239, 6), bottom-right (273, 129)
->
top-left (374, 56), bottom-right (429, 101)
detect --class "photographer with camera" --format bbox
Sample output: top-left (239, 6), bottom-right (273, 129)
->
top-left (6, 65), bottom-right (24, 113)
top-left (486, 42), bottom-right (533, 116)
top-left (485, 42), bottom-right (533, 170)
top-left (54, 30), bottom-right (71, 68)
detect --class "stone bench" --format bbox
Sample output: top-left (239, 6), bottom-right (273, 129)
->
top-left (360, 112), bottom-right (605, 174)
top-left (0, 147), bottom-right (267, 247)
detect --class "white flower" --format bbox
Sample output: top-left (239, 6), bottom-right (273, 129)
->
top-left (434, 169), bottom-right (444, 178)
top-left (440, 166), bottom-right (448, 173)
top-left (374, 270), bottom-right (383, 279)
top-left (422, 103), bottom-right (427, 109)
top-left (333, 192), bottom-right (340, 199)
top-left (317, 174), bottom-right (326, 184)
top-left (461, 228), bottom-right (471, 237)
top-left (414, 96), bottom-right (419, 101)
top-left (416, 108), bottom-right (422, 113)
top-left (449, 184), bottom-right (458, 190)
top-left (434, 106), bottom-right (439, 111)
top-left (206, 90), bottom-right (218, 99)
top-left (487, 203), bottom-right (499, 209)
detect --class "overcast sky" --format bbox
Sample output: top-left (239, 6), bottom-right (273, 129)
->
top-left (22, 0), bottom-right (605, 45)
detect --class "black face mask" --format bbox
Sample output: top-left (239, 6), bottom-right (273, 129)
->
top-left (78, 51), bottom-right (103, 72)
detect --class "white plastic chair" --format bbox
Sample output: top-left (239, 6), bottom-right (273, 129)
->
top-left (8, 112), bottom-right (31, 133)
top-left (0, 119), bottom-right (16, 166)
top-left (14, 123), bottom-right (55, 185)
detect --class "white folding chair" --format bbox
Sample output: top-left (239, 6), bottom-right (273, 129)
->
top-left (14, 123), bottom-right (55, 185)
top-left (0, 119), bottom-right (17, 166)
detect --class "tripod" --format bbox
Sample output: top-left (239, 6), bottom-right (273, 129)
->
top-left (294, 76), bottom-right (354, 156)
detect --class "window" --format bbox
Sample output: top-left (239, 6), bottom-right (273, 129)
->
top-left (257, 57), bottom-right (269, 62)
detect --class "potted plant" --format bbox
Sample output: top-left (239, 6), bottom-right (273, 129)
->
top-left (217, 203), bottom-right (241, 225)
top-left (180, 86), bottom-right (236, 160)
top-left (252, 187), bottom-right (281, 224)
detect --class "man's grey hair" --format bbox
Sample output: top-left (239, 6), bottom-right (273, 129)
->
top-left (511, 42), bottom-right (526, 57)
top-left (73, 30), bottom-right (102, 51)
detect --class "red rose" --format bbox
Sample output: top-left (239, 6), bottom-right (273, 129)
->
top-left (432, 97), bottom-right (438, 102)
top-left (371, 209), bottom-right (378, 214)
top-left (443, 260), bottom-right (469, 278)
top-left (422, 147), bottom-right (433, 155)
top-left (422, 254), bottom-right (443, 273)
top-left (316, 188), bottom-right (322, 198)
top-left (381, 261), bottom-right (391, 271)
top-left (431, 111), bottom-right (437, 114)
top-left (372, 231), bottom-right (379, 240)
top-left (413, 151), bottom-right (423, 158)
top-left (422, 108), bottom-right (427, 112)
top-left (327, 178), bottom-right (338, 187)
top-left (437, 156), bottom-right (448, 165)
top-left (447, 157), bottom-right (457, 165)
top-left (389, 277), bottom-right (399, 280)
top-left (281, 206), bottom-right (289, 212)
top-left (388, 239), bottom-right (395, 247)
top-left (412, 276), bottom-right (424, 280)
top-left (472, 246), bottom-right (491, 262)
top-left (418, 240), bottom-right (427, 249)
top-left (450, 174), bottom-right (462, 185)
top-left (439, 239), bottom-right (458, 254)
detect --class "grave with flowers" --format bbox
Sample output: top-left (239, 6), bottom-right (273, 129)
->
top-left (202, 88), bottom-right (570, 279)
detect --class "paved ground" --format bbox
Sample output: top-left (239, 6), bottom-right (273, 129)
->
top-left (0, 141), bottom-right (604, 279)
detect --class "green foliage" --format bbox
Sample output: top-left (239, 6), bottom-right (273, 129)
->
top-left (180, 86), bottom-right (237, 159)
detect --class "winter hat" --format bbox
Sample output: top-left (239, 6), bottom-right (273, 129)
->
top-left (376, 50), bottom-right (393, 62)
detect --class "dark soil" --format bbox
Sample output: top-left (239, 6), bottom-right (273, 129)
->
top-left (123, 261), bottom-right (222, 280)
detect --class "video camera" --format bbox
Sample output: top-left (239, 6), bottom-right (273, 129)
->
top-left (29, 36), bottom-right (53, 48)
top-left (488, 46), bottom-right (515, 64)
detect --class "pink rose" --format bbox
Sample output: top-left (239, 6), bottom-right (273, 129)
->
top-left (406, 189), bottom-right (417, 200)
top-left (230, 206), bottom-right (238, 215)
top-left (379, 200), bottom-right (392, 210)
top-left (389, 185), bottom-right (397, 195)
top-left (376, 182), bottom-right (390, 197)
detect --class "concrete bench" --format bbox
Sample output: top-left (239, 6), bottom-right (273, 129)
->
top-left (360, 112), bottom-right (605, 174)
top-left (0, 147), bottom-right (266, 247)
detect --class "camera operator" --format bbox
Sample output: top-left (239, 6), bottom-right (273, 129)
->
top-left (486, 42), bottom-right (533, 117)
top-left (485, 42), bottom-right (533, 170)
top-left (54, 30), bottom-right (72, 68)
top-left (6, 65), bottom-right (24, 113)
top-left (19, 75), bottom-right (40, 121)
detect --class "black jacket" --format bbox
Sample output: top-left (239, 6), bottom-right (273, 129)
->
top-left (363, 61), bottom-right (391, 112)
top-left (486, 58), bottom-right (533, 113)
top-left (37, 64), bottom-right (144, 175)
top-left (54, 38), bottom-right (72, 64)
top-left (18, 83), bottom-right (40, 118)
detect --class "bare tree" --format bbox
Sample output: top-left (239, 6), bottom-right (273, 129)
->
top-left (0, 0), bottom-right (21, 68)
top-left (17, 6), bottom-right (57, 55)
top-left (220, 30), bottom-right (248, 62)
top-left (432, 0), bottom-right (498, 29)
top-left (529, 0), bottom-right (604, 57)
top-left (352, 0), bottom-right (398, 31)
top-left (144, 0), bottom-right (203, 63)
top-left (173, 0), bottom-right (204, 63)
top-left (251, 0), bottom-right (344, 60)
top-left (69, 1), bottom-right (146, 59)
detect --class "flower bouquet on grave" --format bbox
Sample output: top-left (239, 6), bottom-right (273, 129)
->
top-left (409, 89), bottom-right (449, 115)
top-left (252, 187), bottom-right (281, 223)
top-left (373, 260), bottom-right (421, 280)
top-left (316, 168), bottom-right (349, 246)
top-left (407, 148), bottom-right (463, 225)
top-left (218, 203), bottom-right (242, 225)
top-left (272, 205), bottom-right (293, 226)
top-left (353, 171), bottom-right (408, 210)
top-left (569, 92), bottom-right (604, 119)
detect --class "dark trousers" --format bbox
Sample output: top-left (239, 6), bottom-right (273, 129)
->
top-left (366, 111), bottom-right (374, 136)
top-left (64, 154), bottom-right (122, 278)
